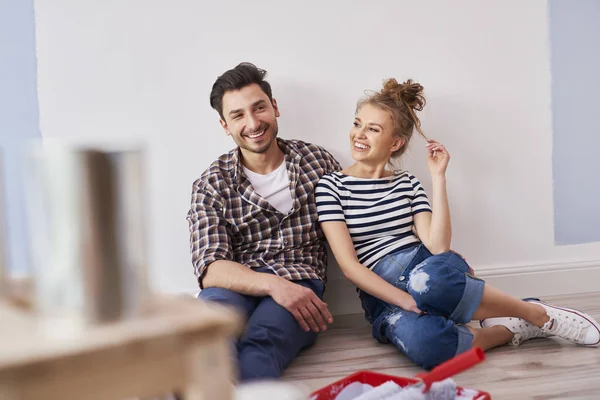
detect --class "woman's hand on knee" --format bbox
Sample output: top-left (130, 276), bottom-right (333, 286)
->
top-left (400, 297), bottom-right (423, 314)
top-left (450, 250), bottom-right (475, 276)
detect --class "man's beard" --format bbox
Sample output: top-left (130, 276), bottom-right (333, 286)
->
top-left (238, 122), bottom-right (278, 154)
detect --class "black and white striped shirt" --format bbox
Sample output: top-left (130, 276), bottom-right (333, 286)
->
top-left (315, 171), bottom-right (432, 268)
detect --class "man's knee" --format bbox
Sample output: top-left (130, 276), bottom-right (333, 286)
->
top-left (199, 287), bottom-right (238, 303)
top-left (238, 325), bottom-right (287, 381)
top-left (237, 299), bottom-right (317, 381)
top-left (198, 287), bottom-right (254, 318)
top-left (238, 324), bottom-right (317, 381)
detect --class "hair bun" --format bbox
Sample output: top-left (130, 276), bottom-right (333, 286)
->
top-left (382, 78), bottom-right (425, 112)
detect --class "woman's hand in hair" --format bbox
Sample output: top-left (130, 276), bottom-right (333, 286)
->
top-left (426, 139), bottom-right (450, 177)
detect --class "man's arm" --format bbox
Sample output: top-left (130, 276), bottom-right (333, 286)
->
top-left (186, 181), bottom-right (233, 288)
top-left (203, 259), bottom-right (274, 296)
top-left (204, 260), bottom-right (333, 332)
top-left (317, 145), bottom-right (342, 173)
top-left (187, 182), bottom-right (332, 332)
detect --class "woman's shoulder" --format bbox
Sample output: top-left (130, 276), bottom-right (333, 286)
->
top-left (388, 169), bottom-right (414, 181)
top-left (318, 170), bottom-right (344, 181)
top-left (317, 171), bottom-right (344, 188)
top-left (392, 169), bottom-right (422, 181)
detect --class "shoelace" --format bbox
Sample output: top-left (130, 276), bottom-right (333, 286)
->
top-left (512, 333), bottom-right (524, 346)
top-left (544, 309), bottom-right (588, 343)
top-left (512, 321), bottom-right (543, 346)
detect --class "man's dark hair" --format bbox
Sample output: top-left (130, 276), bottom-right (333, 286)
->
top-left (209, 62), bottom-right (273, 120)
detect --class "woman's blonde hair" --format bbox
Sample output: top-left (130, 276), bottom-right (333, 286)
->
top-left (357, 78), bottom-right (427, 160)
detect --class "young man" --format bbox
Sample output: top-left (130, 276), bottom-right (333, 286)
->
top-left (186, 62), bottom-right (341, 381)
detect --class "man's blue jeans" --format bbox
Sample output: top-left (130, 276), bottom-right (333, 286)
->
top-left (198, 267), bottom-right (324, 382)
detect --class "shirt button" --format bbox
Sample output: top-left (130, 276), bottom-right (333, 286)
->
top-left (399, 276), bottom-right (406, 281)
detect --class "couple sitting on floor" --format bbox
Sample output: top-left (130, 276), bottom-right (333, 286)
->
top-left (186, 62), bottom-right (600, 382)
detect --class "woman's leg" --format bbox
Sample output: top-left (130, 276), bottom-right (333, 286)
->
top-left (467, 325), bottom-right (514, 351)
top-left (471, 285), bottom-right (548, 326)
top-left (406, 252), bottom-right (545, 324)
top-left (379, 308), bottom-right (474, 370)
top-left (469, 283), bottom-right (600, 346)
top-left (379, 308), bottom-right (519, 369)
top-left (479, 296), bottom-right (600, 346)
top-left (408, 252), bottom-right (600, 346)
top-left (407, 252), bottom-right (484, 324)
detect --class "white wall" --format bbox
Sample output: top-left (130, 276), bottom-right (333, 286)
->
top-left (33, 0), bottom-right (600, 314)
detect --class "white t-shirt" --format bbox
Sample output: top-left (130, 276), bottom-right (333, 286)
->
top-left (243, 161), bottom-right (294, 214)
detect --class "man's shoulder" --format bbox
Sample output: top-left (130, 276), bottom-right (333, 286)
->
top-left (192, 149), bottom-right (237, 194)
top-left (283, 139), bottom-right (340, 173)
top-left (285, 138), bottom-right (333, 157)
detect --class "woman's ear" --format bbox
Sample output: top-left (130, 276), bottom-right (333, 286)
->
top-left (391, 137), bottom-right (406, 152)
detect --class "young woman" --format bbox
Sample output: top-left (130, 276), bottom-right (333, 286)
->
top-left (315, 78), bottom-right (600, 369)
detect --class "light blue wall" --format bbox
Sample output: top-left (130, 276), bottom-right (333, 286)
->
top-left (550, 0), bottom-right (600, 245)
top-left (0, 0), bottom-right (40, 273)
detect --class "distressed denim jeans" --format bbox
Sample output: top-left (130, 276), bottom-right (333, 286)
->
top-left (359, 244), bottom-right (485, 369)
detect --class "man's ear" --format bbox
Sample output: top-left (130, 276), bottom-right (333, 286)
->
top-left (391, 137), bottom-right (406, 152)
top-left (220, 119), bottom-right (231, 136)
top-left (272, 98), bottom-right (281, 118)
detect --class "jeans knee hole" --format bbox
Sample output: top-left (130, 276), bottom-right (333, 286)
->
top-left (409, 270), bottom-right (431, 294)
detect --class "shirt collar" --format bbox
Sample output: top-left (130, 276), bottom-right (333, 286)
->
top-left (230, 138), bottom-right (300, 182)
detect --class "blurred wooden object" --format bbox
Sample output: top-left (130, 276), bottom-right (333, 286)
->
top-left (1, 276), bottom-right (33, 311)
top-left (0, 294), bottom-right (242, 400)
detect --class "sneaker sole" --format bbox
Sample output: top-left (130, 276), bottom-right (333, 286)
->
top-left (526, 299), bottom-right (600, 346)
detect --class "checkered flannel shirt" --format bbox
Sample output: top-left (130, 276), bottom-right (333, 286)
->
top-left (187, 138), bottom-right (341, 289)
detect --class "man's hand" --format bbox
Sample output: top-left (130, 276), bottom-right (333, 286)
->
top-left (269, 279), bottom-right (333, 333)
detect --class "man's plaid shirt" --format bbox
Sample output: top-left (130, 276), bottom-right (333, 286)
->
top-left (187, 138), bottom-right (341, 288)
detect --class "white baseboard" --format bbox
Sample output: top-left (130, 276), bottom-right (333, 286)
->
top-left (323, 259), bottom-right (600, 316)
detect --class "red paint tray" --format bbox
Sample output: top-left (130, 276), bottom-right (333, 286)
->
top-left (310, 348), bottom-right (492, 399)
top-left (310, 370), bottom-right (491, 399)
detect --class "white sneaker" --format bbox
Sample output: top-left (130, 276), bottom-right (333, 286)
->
top-left (480, 317), bottom-right (549, 346)
top-left (526, 299), bottom-right (600, 346)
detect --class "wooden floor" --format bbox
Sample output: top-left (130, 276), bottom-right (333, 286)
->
top-left (282, 292), bottom-right (600, 399)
